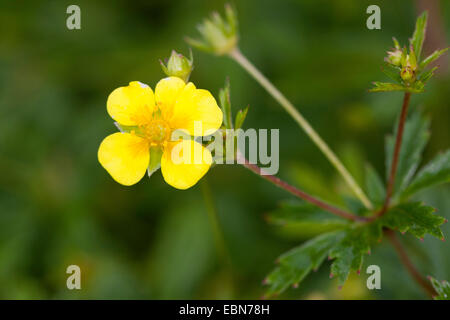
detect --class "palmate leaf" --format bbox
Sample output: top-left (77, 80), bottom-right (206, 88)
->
top-left (429, 277), bottom-right (450, 300)
top-left (381, 202), bottom-right (445, 240)
top-left (385, 112), bottom-right (430, 196)
top-left (264, 231), bottom-right (345, 296)
top-left (329, 223), bottom-right (382, 285)
top-left (402, 150), bottom-right (450, 198)
top-left (264, 224), bottom-right (382, 296)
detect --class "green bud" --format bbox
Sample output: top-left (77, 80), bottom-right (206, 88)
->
top-left (400, 48), bottom-right (418, 84)
top-left (401, 65), bottom-right (415, 83)
top-left (385, 49), bottom-right (403, 66)
top-left (160, 50), bottom-right (194, 82)
top-left (186, 4), bottom-right (238, 56)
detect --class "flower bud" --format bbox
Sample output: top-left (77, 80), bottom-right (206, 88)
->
top-left (401, 65), bottom-right (415, 83)
top-left (160, 50), bottom-right (193, 83)
top-left (400, 50), bottom-right (418, 84)
top-left (385, 49), bottom-right (403, 66)
top-left (186, 4), bottom-right (238, 56)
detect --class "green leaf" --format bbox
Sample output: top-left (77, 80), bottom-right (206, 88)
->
top-left (266, 200), bottom-right (349, 233)
top-left (329, 224), bottom-right (382, 285)
top-left (411, 11), bottom-right (428, 60)
top-left (369, 82), bottom-right (406, 92)
top-left (219, 80), bottom-right (233, 129)
top-left (234, 105), bottom-right (249, 129)
top-left (402, 150), bottom-right (450, 198)
top-left (264, 223), bottom-right (383, 295)
top-left (419, 48), bottom-right (448, 70)
top-left (148, 146), bottom-right (163, 177)
top-left (429, 277), bottom-right (450, 300)
top-left (381, 63), bottom-right (402, 83)
top-left (365, 164), bottom-right (386, 206)
top-left (418, 67), bottom-right (437, 84)
top-left (264, 231), bottom-right (345, 296)
top-left (385, 112), bottom-right (430, 195)
top-left (381, 202), bottom-right (445, 240)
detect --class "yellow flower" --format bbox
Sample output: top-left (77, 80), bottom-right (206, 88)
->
top-left (98, 77), bottom-right (223, 189)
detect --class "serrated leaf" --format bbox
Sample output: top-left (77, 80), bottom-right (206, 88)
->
top-left (264, 223), bottom-right (383, 295)
top-left (329, 224), bottom-right (381, 285)
top-left (429, 277), bottom-right (450, 300)
top-left (381, 202), bottom-right (445, 240)
top-left (419, 48), bottom-right (448, 70)
top-left (418, 67), bottom-right (437, 84)
top-left (264, 231), bottom-right (345, 296)
top-left (411, 11), bottom-right (428, 60)
top-left (369, 82), bottom-right (406, 92)
top-left (365, 164), bottom-right (386, 206)
top-left (402, 150), bottom-right (450, 198)
top-left (385, 112), bottom-right (430, 195)
top-left (266, 200), bottom-right (349, 228)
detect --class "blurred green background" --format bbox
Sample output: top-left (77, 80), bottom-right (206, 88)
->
top-left (0, 0), bottom-right (449, 299)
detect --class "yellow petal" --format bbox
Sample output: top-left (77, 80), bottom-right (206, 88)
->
top-left (161, 140), bottom-right (212, 189)
top-left (167, 82), bottom-right (223, 136)
top-left (155, 77), bottom-right (186, 114)
top-left (107, 81), bottom-right (155, 126)
top-left (98, 132), bottom-right (150, 186)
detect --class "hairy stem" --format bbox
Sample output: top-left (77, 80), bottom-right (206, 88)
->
top-left (386, 229), bottom-right (436, 298)
top-left (237, 153), bottom-right (367, 222)
top-left (229, 48), bottom-right (373, 210)
top-left (379, 92), bottom-right (411, 217)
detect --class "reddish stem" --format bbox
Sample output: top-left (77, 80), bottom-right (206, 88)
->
top-left (379, 92), bottom-right (411, 217)
top-left (238, 155), bottom-right (368, 222)
top-left (385, 229), bottom-right (436, 298)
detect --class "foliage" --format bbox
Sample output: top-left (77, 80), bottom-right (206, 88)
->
top-left (263, 11), bottom-right (449, 298)
top-left (429, 277), bottom-right (450, 300)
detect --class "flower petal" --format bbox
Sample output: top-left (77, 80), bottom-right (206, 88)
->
top-left (107, 81), bottom-right (155, 126)
top-left (155, 76), bottom-right (186, 113)
top-left (167, 82), bottom-right (223, 136)
top-left (161, 140), bottom-right (212, 189)
top-left (98, 132), bottom-right (150, 186)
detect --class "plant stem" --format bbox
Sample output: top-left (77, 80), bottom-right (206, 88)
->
top-left (200, 179), bottom-right (232, 268)
top-left (379, 92), bottom-right (411, 216)
top-left (385, 229), bottom-right (436, 298)
top-left (229, 47), bottom-right (373, 210)
top-left (237, 153), bottom-right (368, 222)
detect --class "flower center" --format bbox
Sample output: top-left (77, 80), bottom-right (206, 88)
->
top-left (139, 119), bottom-right (171, 145)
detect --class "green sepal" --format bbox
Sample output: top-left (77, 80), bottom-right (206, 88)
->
top-left (148, 146), bottom-right (163, 178)
top-left (234, 105), bottom-right (249, 129)
top-left (219, 80), bottom-right (233, 129)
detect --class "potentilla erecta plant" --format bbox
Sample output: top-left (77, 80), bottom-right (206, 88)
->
top-left (99, 5), bottom-right (449, 300)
